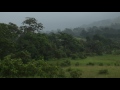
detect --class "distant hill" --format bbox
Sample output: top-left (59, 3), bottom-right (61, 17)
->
top-left (81, 16), bottom-right (120, 28)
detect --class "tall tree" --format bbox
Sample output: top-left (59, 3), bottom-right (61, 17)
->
top-left (20, 17), bottom-right (44, 33)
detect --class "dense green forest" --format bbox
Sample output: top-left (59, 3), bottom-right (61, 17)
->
top-left (1, 17), bottom-right (120, 78)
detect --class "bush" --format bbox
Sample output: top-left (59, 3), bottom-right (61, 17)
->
top-left (105, 50), bottom-right (112, 54)
top-left (86, 53), bottom-right (96, 57)
top-left (98, 63), bottom-right (103, 66)
top-left (57, 68), bottom-right (66, 78)
top-left (114, 63), bottom-right (120, 66)
top-left (69, 69), bottom-right (82, 78)
top-left (78, 53), bottom-right (87, 59)
top-left (98, 69), bottom-right (109, 74)
top-left (107, 63), bottom-right (110, 66)
top-left (86, 62), bottom-right (95, 66)
top-left (70, 54), bottom-right (78, 60)
top-left (60, 60), bottom-right (71, 67)
top-left (24, 62), bottom-right (38, 77)
top-left (0, 55), bottom-right (24, 78)
top-left (66, 67), bottom-right (72, 72)
top-left (54, 49), bottom-right (67, 59)
top-left (75, 62), bottom-right (80, 66)
top-left (113, 50), bottom-right (120, 55)
top-left (0, 57), bottom-right (66, 78)
top-left (11, 50), bottom-right (31, 64)
top-left (56, 61), bottom-right (60, 66)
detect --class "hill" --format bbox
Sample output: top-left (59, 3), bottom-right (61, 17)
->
top-left (81, 16), bottom-right (120, 28)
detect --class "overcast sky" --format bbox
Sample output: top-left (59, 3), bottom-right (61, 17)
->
top-left (0, 12), bottom-right (120, 31)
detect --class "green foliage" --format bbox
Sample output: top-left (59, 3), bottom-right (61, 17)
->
top-left (69, 69), bottom-right (82, 78)
top-left (0, 55), bottom-right (66, 78)
top-left (1, 17), bottom-right (120, 78)
top-left (98, 69), bottom-right (109, 74)
top-left (75, 62), bottom-right (80, 66)
top-left (107, 63), bottom-right (111, 66)
top-left (98, 63), bottom-right (104, 66)
top-left (60, 60), bottom-right (71, 67)
top-left (57, 68), bottom-right (66, 78)
top-left (20, 17), bottom-right (44, 33)
top-left (66, 67), bottom-right (72, 72)
top-left (113, 50), bottom-right (120, 55)
top-left (86, 62), bottom-right (95, 66)
top-left (70, 54), bottom-right (78, 60)
top-left (54, 49), bottom-right (67, 59)
top-left (0, 23), bottom-right (16, 60)
top-left (41, 64), bottom-right (65, 78)
top-left (11, 50), bottom-right (31, 64)
top-left (78, 52), bottom-right (87, 59)
top-left (66, 68), bottom-right (82, 78)
top-left (23, 61), bottom-right (41, 77)
top-left (114, 63), bottom-right (120, 66)
top-left (0, 55), bottom-right (24, 78)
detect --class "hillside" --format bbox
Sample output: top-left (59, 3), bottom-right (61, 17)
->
top-left (81, 16), bottom-right (120, 28)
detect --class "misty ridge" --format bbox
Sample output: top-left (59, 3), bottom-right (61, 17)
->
top-left (45, 16), bottom-right (120, 36)
top-left (46, 16), bottom-right (120, 31)
top-left (80, 16), bottom-right (120, 28)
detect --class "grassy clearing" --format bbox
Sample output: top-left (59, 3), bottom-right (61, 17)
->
top-left (46, 54), bottom-right (120, 78)
top-left (64, 66), bottom-right (120, 78)
top-left (47, 54), bottom-right (120, 66)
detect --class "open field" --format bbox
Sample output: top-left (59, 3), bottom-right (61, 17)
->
top-left (47, 54), bottom-right (120, 78)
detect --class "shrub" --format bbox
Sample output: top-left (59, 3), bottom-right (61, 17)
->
top-left (0, 55), bottom-right (24, 78)
top-left (78, 53), bottom-right (87, 59)
top-left (66, 67), bottom-right (72, 72)
top-left (114, 63), bottom-right (120, 66)
top-left (70, 54), bottom-right (78, 60)
top-left (113, 50), bottom-right (120, 55)
top-left (98, 63), bottom-right (103, 66)
top-left (69, 69), bottom-right (82, 78)
top-left (86, 62), bottom-right (95, 66)
top-left (60, 60), bottom-right (71, 67)
top-left (54, 49), bottom-right (67, 59)
top-left (98, 69), bottom-right (108, 74)
top-left (57, 68), bottom-right (66, 78)
top-left (75, 62), bottom-right (80, 66)
top-left (56, 61), bottom-right (60, 66)
top-left (0, 55), bottom-right (66, 78)
top-left (11, 50), bottom-right (31, 64)
top-left (106, 50), bottom-right (112, 54)
top-left (86, 53), bottom-right (96, 57)
top-left (107, 63), bottom-right (110, 66)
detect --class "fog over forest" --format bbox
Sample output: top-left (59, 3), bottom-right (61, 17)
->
top-left (0, 12), bottom-right (120, 31)
top-left (1, 12), bottom-right (120, 78)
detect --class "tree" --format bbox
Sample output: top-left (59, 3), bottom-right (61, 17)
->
top-left (20, 17), bottom-right (44, 33)
top-left (80, 29), bottom-right (87, 37)
top-left (62, 28), bottom-right (74, 36)
top-left (8, 22), bottom-right (22, 35)
top-left (0, 23), bottom-right (16, 59)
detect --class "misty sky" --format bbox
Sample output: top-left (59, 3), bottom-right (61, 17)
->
top-left (0, 12), bottom-right (120, 31)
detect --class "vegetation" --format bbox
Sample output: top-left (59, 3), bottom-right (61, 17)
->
top-left (98, 69), bottom-right (109, 75)
top-left (1, 17), bottom-right (120, 78)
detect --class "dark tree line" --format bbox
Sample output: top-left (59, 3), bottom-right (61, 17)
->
top-left (58, 24), bottom-right (120, 40)
top-left (1, 17), bottom-right (120, 61)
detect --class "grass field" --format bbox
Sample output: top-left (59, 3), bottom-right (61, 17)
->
top-left (47, 54), bottom-right (120, 78)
